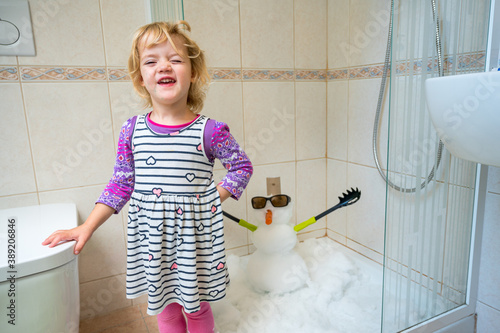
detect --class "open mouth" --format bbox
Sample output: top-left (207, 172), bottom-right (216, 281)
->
top-left (157, 77), bottom-right (176, 85)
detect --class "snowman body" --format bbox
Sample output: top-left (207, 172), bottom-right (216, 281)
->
top-left (246, 202), bottom-right (309, 294)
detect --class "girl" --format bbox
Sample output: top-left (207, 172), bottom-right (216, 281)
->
top-left (42, 21), bottom-right (253, 333)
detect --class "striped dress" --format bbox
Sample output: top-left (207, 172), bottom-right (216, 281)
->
top-left (126, 114), bottom-right (228, 315)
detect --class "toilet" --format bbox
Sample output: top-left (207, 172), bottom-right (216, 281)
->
top-left (0, 203), bottom-right (80, 333)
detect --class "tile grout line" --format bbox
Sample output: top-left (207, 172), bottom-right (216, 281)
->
top-left (236, 0), bottom-right (251, 256)
top-left (16, 56), bottom-right (41, 205)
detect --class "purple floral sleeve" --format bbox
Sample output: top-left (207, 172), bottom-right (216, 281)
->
top-left (210, 121), bottom-right (253, 200)
top-left (96, 117), bottom-right (136, 213)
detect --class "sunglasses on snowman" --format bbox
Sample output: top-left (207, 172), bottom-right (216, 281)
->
top-left (251, 195), bottom-right (291, 209)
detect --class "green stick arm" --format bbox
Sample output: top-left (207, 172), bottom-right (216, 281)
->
top-left (238, 219), bottom-right (258, 232)
top-left (294, 188), bottom-right (361, 232)
top-left (294, 216), bottom-right (317, 232)
top-left (223, 210), bottom-right (258, 232)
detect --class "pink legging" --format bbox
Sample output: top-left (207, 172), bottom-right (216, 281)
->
top-left (157, 302), bottom-right (214, 333)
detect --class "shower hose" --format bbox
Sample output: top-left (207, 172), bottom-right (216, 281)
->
top-left (373, 0), bottom-right (445, 193)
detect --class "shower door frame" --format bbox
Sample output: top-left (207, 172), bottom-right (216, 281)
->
top-left (393, 0), bottom-right (498, 330)
top-left (400, 0), bottom-right (498, 329)
top-left (145, 0), bottom-right (152, 21)
top-left (401, 165), bottom-right (487, 333)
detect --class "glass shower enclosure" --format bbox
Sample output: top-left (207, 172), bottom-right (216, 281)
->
top-left (381, 0), bottom-right (491, 331)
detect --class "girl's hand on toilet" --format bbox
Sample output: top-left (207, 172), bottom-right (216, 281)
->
top-left (42, 224), bottom-right (94, 255)
top-left (42, 203), bottom-right (115, 255)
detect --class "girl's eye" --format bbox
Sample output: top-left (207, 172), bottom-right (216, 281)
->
top-left (145, 61), bottom-right (156, 65)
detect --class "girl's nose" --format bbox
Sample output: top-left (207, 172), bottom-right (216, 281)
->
top-left (158, 60), bottom-right (172, 72)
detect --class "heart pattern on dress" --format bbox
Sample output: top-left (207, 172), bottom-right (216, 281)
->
top-left (185, 173), bottom-right (195, 182)
top-left (197, 224), bottom-right (205, 232)
top-left (170, 263), bottom-right (178, 270)
top-left (177, 207), bottom-right (183, 215)
top-left (211, 205), bottom-right (217, 214)
top-left (152, 188), bottom-right (162, 197)
top-left (216, 262), bottom-right (225, 270)
top-left (209, 290), bottom-right (219, 298)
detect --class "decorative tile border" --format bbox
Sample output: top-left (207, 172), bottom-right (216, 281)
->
top-left (20, 67), bottom-right (106, 81)
top-left (108, 68), bottom-right (130, 81)
top-left (210, 69), bottom-right (241, 80)
top-left (349, 65), bottom-right (385, 79)
top-left (391, 52), bottom-right (485, 76)
top-left (0, 67), bottom-right (18, 81)
top-left (0, 52), bottom-right (485, 83)
top-left (457, 52), bottom-right (485, 70)
top-left (295, 70), bottom-right (327, 81)
top-left (242, 69), bottom-right (294, 81)
top-left (327, 69), bottom-right (348, 80)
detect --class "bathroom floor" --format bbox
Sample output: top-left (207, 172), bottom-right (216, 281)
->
top-left (79, 303), bottom-right (159, 333)
top-left (80, 237), bottom-right (384, 333)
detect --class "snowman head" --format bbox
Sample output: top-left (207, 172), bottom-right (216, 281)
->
top-left (251, 194), bottom-right (293, 227)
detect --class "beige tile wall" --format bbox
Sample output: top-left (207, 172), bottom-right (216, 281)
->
top-left (18, 0), bottom-right (106, 66)
top-left (0, 84), bottom-right (36, 196)
top-left (326, 0), bottom-right (390, 264)
top-left (239, 0), bottom-right (294, 69)
top-left (23, 83), bottom-right (116, 191)
top-left (295, 0), bottom-right (327, 69)
top-left (184, 0), bottom-right (241, 68)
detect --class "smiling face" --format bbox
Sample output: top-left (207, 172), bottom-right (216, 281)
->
top-left (138, 35), bottom-right (193, 111)
top-left (128, 21), bottom-right (210, 113)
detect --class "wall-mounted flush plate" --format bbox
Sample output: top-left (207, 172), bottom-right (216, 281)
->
top-left (0, 0), bottom-right (35, 56)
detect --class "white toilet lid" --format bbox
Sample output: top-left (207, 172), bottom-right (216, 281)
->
top-left (0, 203), bottom-right (78, 282)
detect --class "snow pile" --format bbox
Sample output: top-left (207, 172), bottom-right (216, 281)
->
top-left (212, 238), bottom-right (383, 333)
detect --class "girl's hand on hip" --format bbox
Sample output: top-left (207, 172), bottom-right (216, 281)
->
top-left (216, 185), bottom-right (231, 203)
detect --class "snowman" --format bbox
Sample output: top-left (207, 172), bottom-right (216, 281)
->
top-left (245, 178), bottom-right (309, 294)
top-left (222, 178), bottom-right (361, 294)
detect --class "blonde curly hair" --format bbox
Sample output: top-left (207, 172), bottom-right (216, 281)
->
top-left (128, 21), bottom-right (210, 113)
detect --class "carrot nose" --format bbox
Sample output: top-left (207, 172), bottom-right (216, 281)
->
top-left (265, 210), bottom-right (273, 225)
